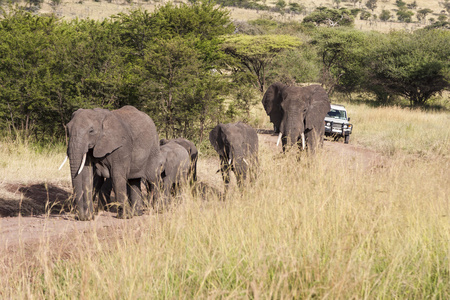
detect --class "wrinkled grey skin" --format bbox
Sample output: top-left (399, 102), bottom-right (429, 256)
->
top-left (160, 138), bottom-right (198, 182)
top-left (209, 122), bottom-right (259, 190)
top-left (262, 82), bottom-right (331, 153)
top-left (152, 141), bottom-right (190, 210)
top-left (66, 106), bottom-right (162, 220)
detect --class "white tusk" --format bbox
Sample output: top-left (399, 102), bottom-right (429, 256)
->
top-left (77, 153), bottom-right (87, 175)
top-left (276, 132), bottom-right (282, 147)
top-left (301, 133), bottom-right (305, 150)
top-left (243, 158), bottom-right (248, 165)
top-left (228, 158), bottom-right (232, 165)
top-left (58, 156), bottom-right (68, 170)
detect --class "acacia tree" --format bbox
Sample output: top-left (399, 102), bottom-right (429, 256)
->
top-left (367, 30), bottom-right (450, 106)
top-left (416, 8), bottom-right (432, 22)
top-left (311, 28), bottom-right (372, 96)
top-left (365, 0), bottom-right (377, 12)
top-left (222, 34), bottom-right (301, 94)
top-left (379, 9), bottom-right (391, 21)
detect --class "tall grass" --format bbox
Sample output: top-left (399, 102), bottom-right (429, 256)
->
top-left (1, 141), bottom-right (449, 298)
top-left (0, 136), bottom-right (68, 185)
top-left (1, 103), bottom-right (449, 298)
top-left (348, 105), bottom-right (450, 157)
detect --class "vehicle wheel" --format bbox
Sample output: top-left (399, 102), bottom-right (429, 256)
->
top-left (344, 135), bottom-right (350, 144)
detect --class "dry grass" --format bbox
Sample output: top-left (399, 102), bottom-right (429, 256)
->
top-left (0, 138), bottom-right (69, 186)
top-left (0, 103), bottom-right (449, 298)
top-left (34, 0), bottom-right (444, 32)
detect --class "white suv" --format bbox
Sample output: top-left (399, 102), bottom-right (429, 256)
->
top-left (324, 104), bottom-right (353, 144)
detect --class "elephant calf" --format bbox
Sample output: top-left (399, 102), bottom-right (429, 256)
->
top-left (209, 122), bottom-right (259, 191)
top-left (152, 141), bottom-right (190, 210)
top-left (160, 138), bottom-right (198, 182)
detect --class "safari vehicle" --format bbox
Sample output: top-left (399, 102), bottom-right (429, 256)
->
top-left (324, 104), bottom-right (353, 144)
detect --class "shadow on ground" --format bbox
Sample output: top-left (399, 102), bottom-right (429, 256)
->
top-left (0, 183), bottom-right (72, 217)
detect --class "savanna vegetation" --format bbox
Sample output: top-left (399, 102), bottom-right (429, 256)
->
top-left (0, 0), bottom-right (449, 143)
top-left (1, 101), bottom-right (449, 298)
top-left (0, 0), bottom-right (449, 298)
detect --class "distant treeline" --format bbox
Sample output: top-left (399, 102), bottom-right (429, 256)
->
top-left (0, 1), bottom-right (449, 142)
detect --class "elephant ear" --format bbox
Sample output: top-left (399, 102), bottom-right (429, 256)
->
top-left (93, 113), bottom-right (126, 158)
top-left (209, 124), bottom-right (225, 156)
top-left (262, 83), bottom-right (284, 129)
top-left (305, 85), bottom-right (331, 130)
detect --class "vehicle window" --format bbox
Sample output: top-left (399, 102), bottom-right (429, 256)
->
top-left (327, 109), bottom-right (347, 120)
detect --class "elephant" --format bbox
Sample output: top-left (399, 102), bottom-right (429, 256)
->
top-left (160, 138), bottom-right (198, 182)
top-left (151, 141), bottom-right (190, 210)
top-left (209, 122), bottom-right (259, 190)
top-left (64, 106), bottom-right (162, 220)
top-left (262, 82), bottom-right (331, 153)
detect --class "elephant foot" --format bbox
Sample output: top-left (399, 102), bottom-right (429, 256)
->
top-left (75, 214), bottom-right (95, 221)
top-left (117, 207), bottom-right (133, 219)
top-left (133, 209), bottom-right (144, 216)
top-left (117, 212), bottom-right (133, 219)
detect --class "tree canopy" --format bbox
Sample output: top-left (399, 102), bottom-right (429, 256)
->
top-left (222, 34), bottom-right (301, 93)
top-left (367, 29), bottom-right (450, 106)
top-left (0, 2), bottom-right (235, 141)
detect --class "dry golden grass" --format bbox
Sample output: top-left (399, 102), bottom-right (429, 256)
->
top-left (0, 103), bottom-right (449, 298)
top-left (0, 138), bottom-right (69, 186)
top-left (35, 0), bottom-right (444, 32)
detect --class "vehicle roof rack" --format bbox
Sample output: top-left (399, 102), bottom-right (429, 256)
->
top-left (331, 103), bottom-right (346, 107)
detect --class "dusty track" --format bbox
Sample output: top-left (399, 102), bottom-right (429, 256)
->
top-left (0, 132), bottom-right (383, 251)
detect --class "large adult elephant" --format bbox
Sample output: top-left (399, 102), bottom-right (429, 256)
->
top-left (262, 82), bottom-right (331, 153)
top-left (209, 122), bottom-right (258, 190)
top-left (65, 106), bottom-right (162, 220)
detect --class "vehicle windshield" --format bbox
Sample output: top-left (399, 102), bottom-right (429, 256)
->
top-left (327, 109), bottom-right (347, 120)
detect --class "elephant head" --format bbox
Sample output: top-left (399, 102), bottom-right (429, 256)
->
top-left (67, 108), bottom-right (107, 179)
top-left (209, 122), bottom-right (258, 189)
top-left (262, 82), bottom-right (331, 152)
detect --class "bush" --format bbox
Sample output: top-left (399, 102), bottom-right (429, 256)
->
top-left (302, 7), bottom-right (354, 27)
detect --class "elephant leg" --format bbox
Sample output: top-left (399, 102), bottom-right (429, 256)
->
top-left (163, 179), bottom-right (172, 206)
top-left (281, 135), bottom-right (288, 153)
top-left (220, 158), bottom-right (231, 194)
top-left (153, 178), bottom-right (171, 212)
top-left (128, 178), bottom-right (143, 216)
top-left (192, 156), bottom-right (198, 182)
top-left (235, 171), bottom-right (244, 188)
top-left (93, 176), bottom-right (112, 211)
top-left (146, 180), bottom-right (157, 209)
top-left (99, 178), bottom-right (112, 210)
top-left (251, 158), bottom-right (259, 183)
top-left (112, 175), bottom-right (131, 219)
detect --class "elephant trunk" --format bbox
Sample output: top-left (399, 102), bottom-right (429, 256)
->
top-left (68, 137), bottom-right (94, 221)
top-left (282, 110), bottom-right (304, 148)
top-left (68, 137), bottom-right (89, 180)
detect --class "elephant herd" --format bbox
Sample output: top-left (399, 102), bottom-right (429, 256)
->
top-left (61, 83), bottom-right (331, 221)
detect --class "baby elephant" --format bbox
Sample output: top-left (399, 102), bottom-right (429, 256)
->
top-left (153, 141), bottom-right (190, 210)
top-left (209, 122), bottom-right (259, 190)
top-left (160, 138), bottom-right (198, 182)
